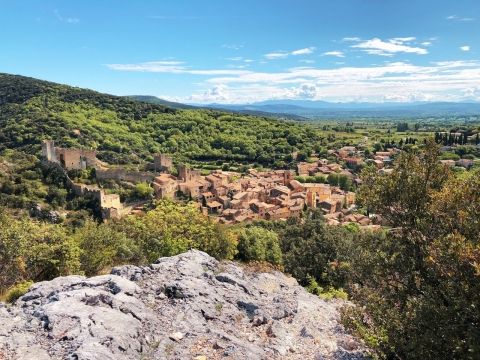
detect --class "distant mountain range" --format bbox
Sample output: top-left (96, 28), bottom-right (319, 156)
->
top-left (127, 95), bottom-right (308, 120)
top-left (207, 100), bottom-right (480, 118)
top-left (128, 95), bottom-right (480, 119)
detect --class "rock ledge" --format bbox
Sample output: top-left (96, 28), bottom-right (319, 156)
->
top-left (0, 250), bottom-right (367, 359)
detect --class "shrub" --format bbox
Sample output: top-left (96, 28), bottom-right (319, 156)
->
top-left (236, 226), bottom-right (282, 265)
top-left (306, 275), bottom-right (348, 300)
top-left (279, 210), bottom-right (354, 289)
top-left (133, 182), bottom-right (153, 200)
top-left (74, 220), bottom-right (141, 276)
top-left (120, 200), bottom-right (238, 262)
top-left (4, 280), bottom-right (33, 303)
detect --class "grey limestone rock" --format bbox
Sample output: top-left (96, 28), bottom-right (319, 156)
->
top-left (0, 250), bottom-right (368, 359)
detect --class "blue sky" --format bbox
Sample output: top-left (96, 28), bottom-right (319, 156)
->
top-left (1, 0), bottom-right (479, 103)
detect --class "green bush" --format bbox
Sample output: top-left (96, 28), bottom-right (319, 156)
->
top-left (236, 226), bottom-right (282, 265)
top-left (305, 275), bottom-right (348, 300)
top-left (279, 210), bottom-right (354, 289)
top-left (74, 220), bottom-right (141, 276)
top-left (132, 182), bottom-right (154, 200)
top-left (119, 200), bottom-right (238, 262)
top-left (4, 280), bottom-right (34, 303)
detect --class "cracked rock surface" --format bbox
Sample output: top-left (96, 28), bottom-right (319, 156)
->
top-left (0, 250), bottom-right (367, 359)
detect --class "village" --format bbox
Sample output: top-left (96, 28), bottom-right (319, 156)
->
top-left (40, 139), bottom-right (405, 228)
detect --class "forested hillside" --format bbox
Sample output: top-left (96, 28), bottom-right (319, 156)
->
top-left (0, 74), bottom-right (321, 166)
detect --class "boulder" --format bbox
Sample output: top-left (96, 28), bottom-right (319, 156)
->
top-left (0, 250), bottom-right (367, 359)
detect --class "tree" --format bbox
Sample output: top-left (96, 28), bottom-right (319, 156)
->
top-left (119, 200), bottom-right (237, 262)
top-left (133, 182), bottom-right (154, 200)
top-left (236, 226), bottom-right (282, 265)
top-left (396, 122), bottom-right (409, 132)
top-left (279, 209), bottom-right (354, 289)
top-left (73, 219), bottom-right (141, 276)
top-left (0, 211), bottom-right (29, 293)
top-left (345, 141), bottom-right (480, 359)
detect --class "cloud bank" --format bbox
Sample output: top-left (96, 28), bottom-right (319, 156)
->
top-left (108, 59), bottom-right (480, 104)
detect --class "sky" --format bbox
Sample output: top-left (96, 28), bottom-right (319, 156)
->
top-left (1, 0), bottom-right (480, 104)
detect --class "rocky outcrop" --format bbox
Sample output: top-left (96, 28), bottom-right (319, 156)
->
top-left (0, 250), bottom-right (367, 359)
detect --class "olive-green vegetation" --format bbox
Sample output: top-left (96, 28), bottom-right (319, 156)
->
top-left (0, 73), bottom-right (322, 168)
top-left (0, 200), bottom-right (238, 296)
top-left (236, 226), bottom-right (282, 265)
top-left (119, 200), bottom-right (237, 262)
top-left (3, 281), bottom-right (34, 303)
top-left (341, 143), bottom-right (480, 359)
top-left (243, 212), bottom-right (358, 299)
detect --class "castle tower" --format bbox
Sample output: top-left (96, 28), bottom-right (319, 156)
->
top-left (306, 191), bottom-right (317, 208)
top-left (178, 164), bottom-right (188, 181)
top-left (41, 140), bottom-right (57, 162)
top-left (154, 153), bottom-right (173, 173)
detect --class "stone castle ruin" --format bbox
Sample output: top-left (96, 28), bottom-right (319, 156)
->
top-left (41, 140), bottom-right (172, 220)
top-left (42, 140), bottom-right (99, 170)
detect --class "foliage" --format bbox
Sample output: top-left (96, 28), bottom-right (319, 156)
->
top-left (74, 220), bottom-right (141, 276)
top-left (277, 209), bottom-right (355, 289)
top-left (327, 173), bottom-right (353, 191)
top-left (133, 182), bottom-right (154, 200)
top-left (0, 73), bottom-right (322, 168)
top-left (305, 274), bottom-right (348, 300)
top-left (23, 224), bottom-right (82, 282)
top-left (0, 199), bottom-right (240, 295)
top-left (345, 141), bottom-right (480, 359)
top-left (0, 211), bottom-right (82, 294)
top-left (4, 280), bottom-right (34, 303)
top-left (119, 200), bottom-right (238, 262)
top-left (0, 211), bottom-right (31, 293)
top-left (236, 226), bottom-right (282, 265)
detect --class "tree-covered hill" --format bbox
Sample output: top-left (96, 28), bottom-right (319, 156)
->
top-left (0, 73), bottom-right (321, 167)
top-left (126, 95), bottom-right (197, 110)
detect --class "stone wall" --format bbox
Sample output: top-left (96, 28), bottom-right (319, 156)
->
top-left (96, 168), bottom-right (155, 184)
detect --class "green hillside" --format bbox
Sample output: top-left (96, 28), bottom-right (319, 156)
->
top-left (127, 95), bottom-right (197, 109)
top-left (0, 73), bottom-right (321, 167)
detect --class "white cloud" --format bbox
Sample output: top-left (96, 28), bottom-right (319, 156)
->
top-left (108, 59), bottom-right (480, 104)
top-left (264, 47), bottom-right (315, 59)
top-left (294, 83), bottom-right (320, 98)
top-left (460, 45), bottom-right (471, 51)
top-left (322, 51), bottom-right (345, 58)
top-left (342, 37), bottom-right (361, 42)
top-left (351, 37), bottom-right (427, 56)
top-left (390, 37), bottom-right (416, 43)
top-left (222, 44), bottom-right (244, 50)
top-left (106, 61), bottom-right (250, 76)
top-left (264, 52), bottom-right (289, 59)
top-left (447, 15), bottom-right (475, 22)
top-left (291, 47), bottom-right (316, 55)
